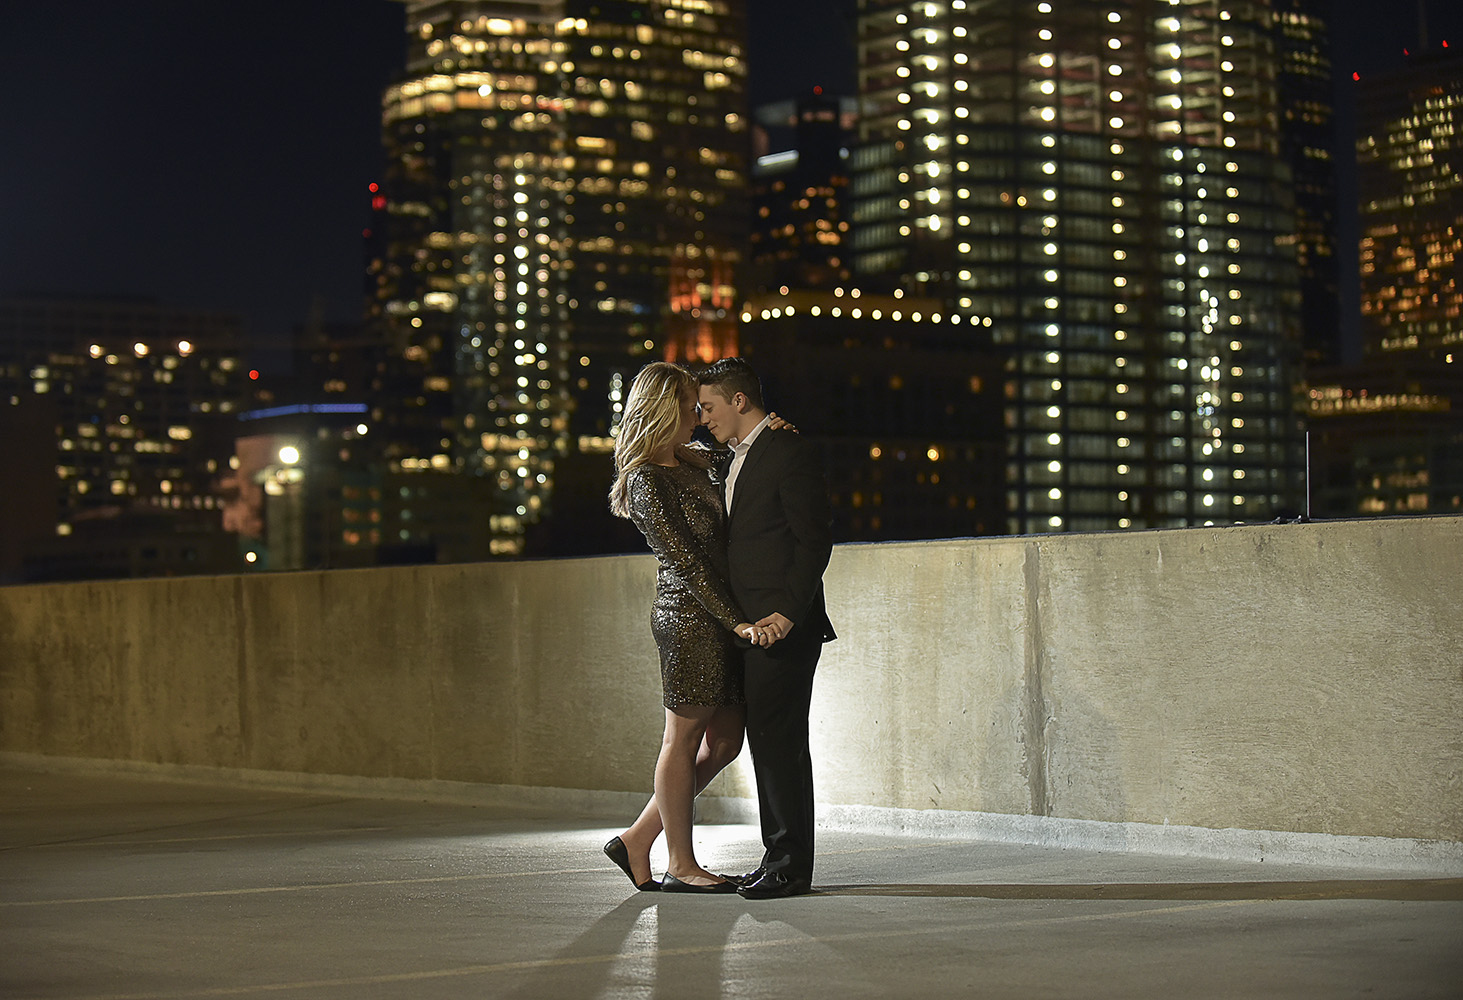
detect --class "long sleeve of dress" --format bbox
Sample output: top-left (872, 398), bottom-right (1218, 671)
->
top-left (626, 468), bottom-right (745, 633)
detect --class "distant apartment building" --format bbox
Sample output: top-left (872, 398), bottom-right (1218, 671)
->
top-left (0, 296), bottom-right (245, 580)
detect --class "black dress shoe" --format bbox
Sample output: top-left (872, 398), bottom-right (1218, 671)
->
top-left (603, 837), bottom-right (659, 892)
top-left (660, 873), bottom-right (738, 894)
top-left (721, 867), bottom-right (765, 888)
top-left (736, 871), bottom-right (812, 899)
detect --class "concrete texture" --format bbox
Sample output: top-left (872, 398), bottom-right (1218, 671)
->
top-left (1, 765), bottom-right (1460, 1000)
top-left (1, 517), bottom-right (1459, 855)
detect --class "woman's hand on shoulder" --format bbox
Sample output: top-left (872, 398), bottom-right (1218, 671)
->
top-left (767, 411), bottom-right (798, 434)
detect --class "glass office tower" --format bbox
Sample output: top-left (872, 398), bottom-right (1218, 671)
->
top-left (1303, 46), bottom-right (1463, 521)
top-left (1273, 0), bottom-right (1338, 367)
top-left (372, 1), bottom-right (746, 556)
top-left (1357, 49), bottom-right (1462, 357)
top-left (852, 0), bottom-right (1306, 533)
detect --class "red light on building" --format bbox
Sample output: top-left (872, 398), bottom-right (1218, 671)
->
top-left (813, 85), bottom-right (823, 95)
top-left (371, 196), bottom-right (386, 211)
top-left (1353, 71), bottom-right (1361, 81)
top-left (368, 182), bottom-right (379, 193)
top-left (249, 370), bottom-right (260, 381)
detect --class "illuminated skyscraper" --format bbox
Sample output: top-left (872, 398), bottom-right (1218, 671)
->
top-left (371, 1), bottom-right (746, 557)
top-left (851, 0), bottom-right (1307, 533)
top-left (1273, 0), bottom-right (1338, 366)
top-left (1357, 48), bottom-right (1462, 357)
top-left (749, 92), bottom-right (857, 293)
top-left (1304, 46), bottom-right (1463, 520)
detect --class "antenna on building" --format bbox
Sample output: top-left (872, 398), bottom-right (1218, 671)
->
top-left (1305, 431), bottom-right (1312, 522)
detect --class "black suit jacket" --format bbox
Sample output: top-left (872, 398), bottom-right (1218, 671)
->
top-left (724, 427), bottom-right (836, 646)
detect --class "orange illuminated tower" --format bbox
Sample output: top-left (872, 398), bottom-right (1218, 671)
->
top-left (370, 1), bottom-right (748, 556)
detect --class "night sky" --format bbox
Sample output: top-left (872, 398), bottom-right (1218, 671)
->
top-left (1, 1), bottom-right (1457, 358)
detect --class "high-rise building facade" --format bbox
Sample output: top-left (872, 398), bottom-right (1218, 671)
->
top-left (1357, 49), bottom-right (1462, 357)
top-left (1305, 46), bottom-right (1463, 520)
top-left (371, 0), bottom-right (747, 557)
top-left (1273, 0), bottom-right (1338, 367)
top-left (739, 288), bottom-right (1006, 541)
top-left (851, 0), bottom-right (1307, 534)
top-left (749, 93), bottom-right (857, 293)
top-left (0, 296), bottom-right (245, 579)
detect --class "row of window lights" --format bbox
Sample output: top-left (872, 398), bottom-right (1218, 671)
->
top-left (893, 47), bottom-right (1242, 74)
top-left (901, 146), bottom-right (1242, 174)
top-left (895, 105), bottom-right (1238, 127)
top-left (865, 444), bottom-right (1257, 480)
top-left (898, 193), bottom-right (1245, 236)
top-left (743, 305), bottom-right (994, 326)
top-left (1035, 401), bottom-right (1250, 424)
top-left (1037, 488), bottom-right (1248, 506)
top-left (897, 65), bottom-right (1243, 104)
top-left (76, 341), bottom-right (197, 360)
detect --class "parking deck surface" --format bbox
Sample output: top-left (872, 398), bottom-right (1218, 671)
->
top-left (2, 766), bottom-right (1459, 999)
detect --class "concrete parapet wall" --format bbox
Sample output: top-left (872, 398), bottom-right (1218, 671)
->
top-left (1, 517), bottom-right (1459, 845)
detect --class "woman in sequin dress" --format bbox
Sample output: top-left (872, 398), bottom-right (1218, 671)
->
top-left (603, 362), bottom-right (770, 894)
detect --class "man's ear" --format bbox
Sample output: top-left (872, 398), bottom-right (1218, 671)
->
top-left (733, 392), bottom-right (750, 413)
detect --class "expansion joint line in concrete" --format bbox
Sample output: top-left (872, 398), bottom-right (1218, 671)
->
top-left (1021, 542), bottom-right (1052, 817)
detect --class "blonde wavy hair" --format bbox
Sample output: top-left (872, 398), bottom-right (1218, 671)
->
top-left (609, 362), bottom-right (698, 518)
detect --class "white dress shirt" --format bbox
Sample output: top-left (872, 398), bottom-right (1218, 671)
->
top-left (723, 414), bottom-right (771, 514)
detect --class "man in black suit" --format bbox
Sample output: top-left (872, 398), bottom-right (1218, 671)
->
top-left (697, 358), bottom-right (835, 899)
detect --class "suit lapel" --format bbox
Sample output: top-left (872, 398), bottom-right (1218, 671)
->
top-left (728, 432), bottom-right (773, 522)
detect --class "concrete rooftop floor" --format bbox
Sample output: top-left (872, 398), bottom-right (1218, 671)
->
top-left (1, 765), bottom-right (1460, 1000)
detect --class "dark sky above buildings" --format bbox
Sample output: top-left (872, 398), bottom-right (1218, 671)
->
top-left (0, 1), bottom-right (1457, 353)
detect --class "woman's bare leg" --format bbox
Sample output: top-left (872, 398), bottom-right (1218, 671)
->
top-left (656, 705), bottom-right (718, 882)
top-left (618, 705), bottom-right (745, 882)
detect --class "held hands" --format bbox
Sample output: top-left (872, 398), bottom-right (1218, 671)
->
top-left (737, 623), bottom-right (776, 648)
top-left (738, 613), bottom-right (795, 648)
top-left (756, 613), bottom-right (794, 643)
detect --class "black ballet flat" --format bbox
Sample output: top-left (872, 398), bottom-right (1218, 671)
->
top-left (603, 836), bottom-right (659, 892)
top-left (659, 873), bottom-right (738, 894)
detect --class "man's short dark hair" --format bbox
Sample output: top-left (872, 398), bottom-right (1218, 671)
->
top-left (698, 357), bottom-right (765, 410)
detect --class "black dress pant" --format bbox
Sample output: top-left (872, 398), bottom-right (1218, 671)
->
top-left (743, 634), bottom-right (821, 881)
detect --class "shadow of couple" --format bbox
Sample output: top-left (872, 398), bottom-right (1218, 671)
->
top-left (498, 875), bottom-right (1461, 997)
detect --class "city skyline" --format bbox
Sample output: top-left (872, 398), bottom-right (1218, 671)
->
top-left (2, 1), bottom-right (1462, 582)
top-left (2, 2), bottom-right (1460, 351)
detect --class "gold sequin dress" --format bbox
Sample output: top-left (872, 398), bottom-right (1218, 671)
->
top-left (626, 460), bottom-right (746, 709)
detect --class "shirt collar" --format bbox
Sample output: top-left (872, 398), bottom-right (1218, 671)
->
top-left (730, 414), bottom-right (772, 454)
